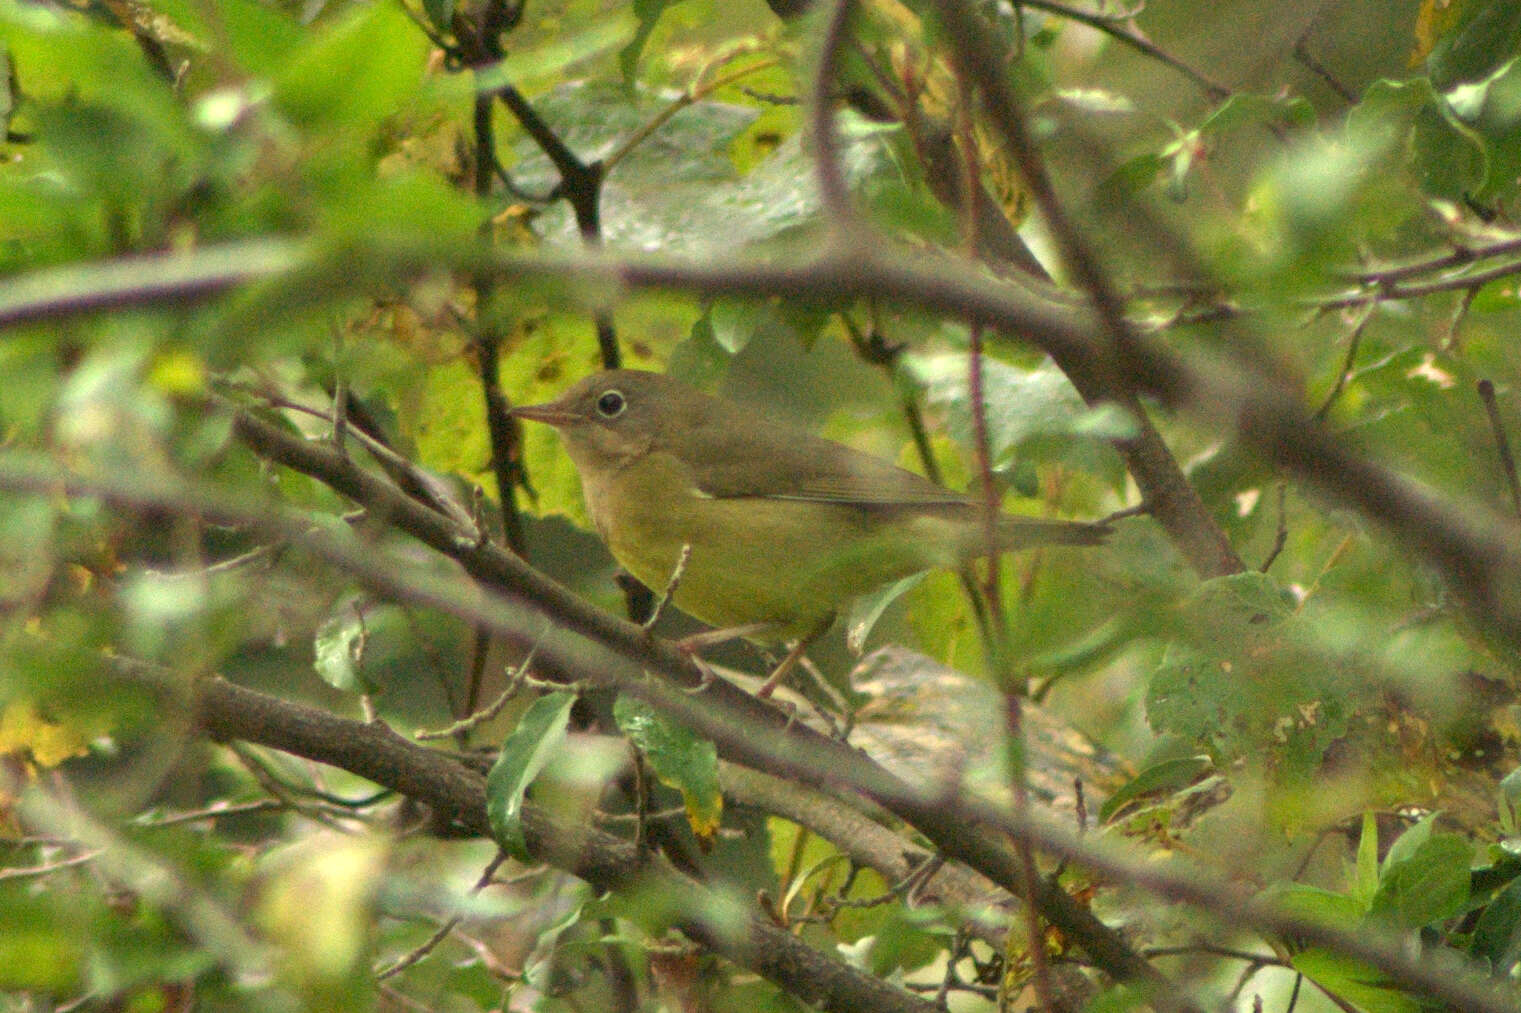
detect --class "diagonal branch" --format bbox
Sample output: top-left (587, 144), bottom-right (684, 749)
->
top-left (184, 673), bottom-right (938, 1013)
top-left (219, 408), bottom-right (1171, 991)
top-left (808, 0), bottom-right (862, 230)
top-left (6, 451), bottom-right (1516, 1012)
top-left (4, 241), bottom-right (1521, 645)
top-left (929, 0), bottom-right (1243, 578)
top-left (1016, 0), bottom-right (1231, 101)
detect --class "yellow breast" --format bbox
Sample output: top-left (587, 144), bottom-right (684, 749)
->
top-left (576, 451), bottom-right (946, 638)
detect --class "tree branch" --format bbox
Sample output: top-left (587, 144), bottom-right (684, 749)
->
top-left (808, 0), bottom-right (861, 230)
top-left (1015, 0), bottom-right (1232, 101)
top-left (5, 451), bottom-right (1514, 1012)
top-left (6, 238), bottom-right (1521, 645)
top-left (185, 674), bottom-right (938, 1013)
top-left (218, 408), bottom-right (1170, 991)
top-left (930, 0), bottom-right (1244, 578)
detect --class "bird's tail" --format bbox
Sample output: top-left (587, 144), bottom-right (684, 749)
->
top-left (992, 514), bottom-right (1110, 551)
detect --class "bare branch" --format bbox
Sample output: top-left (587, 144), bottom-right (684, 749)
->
top-left (810, 0), bottom-right (863, 230)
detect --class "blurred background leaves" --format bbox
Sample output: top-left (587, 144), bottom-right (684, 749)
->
top-left (3, 0), bottom-right (1521, 1010)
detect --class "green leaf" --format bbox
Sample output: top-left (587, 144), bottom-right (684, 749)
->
top-left (1348, 78), bottom-right (1486, 201)
top-left (1382, 812), bottom-right (1437, 871)
top-left (861, 173), bottom-right (958, 247)
top-left (1176, 571), bottom-right (1297, 647)
top-left (520, 899), bottom-right (591, 995)
top-left (1290, 949), bottom-right (1421, 1013)
top-left (476, 12), bottom-right (638, 93)
top-left (1446, 57), bottom-right (1521, 198)
top-left (1425, 0), bottom-right (1521, 88)
top-left (863, 905), bottom-right (953, 976)
top-left (405, 358), bottom-right (494, 490)
top-left (313, 608), bottom-right (365, 692)
top-left (486, 692), bottom-right (578, 861)
top-left (1145, 574), bottom-right (1352, 769)
top-left (619, 0), bottom-right (673, 86)
top-left (273, 3), bottom-right (429, 129)
top-left (420, 0), bottom-right (454, 34)
top-left (1198, 91), bottom-right (1316, 137)
top-left (1261, 882), bottom-right (1368, 930)
top-left (1354, 812), bottom-right (1381, 909)
top-left (910, 353), bottom-right (1129, 480)
top-left (1370, 833), bottom-right (1472, 929)
top-left (1098, 755), bottom-right (1212, 823)
top-left (1096, 151), bottom-right (1167, 205)
top-left (147, 0), bottom-right (305, 77)
top-left (512, 80), bottom-right (755, 193)
top-left (0, 893), bottom-right (83, 990)
top-left (668, 311), bottom-right (735, 389)
top-left (844, 572), bottom-right (926, 655)
top-left (613, 695), bottom-right (722, 846)
top-left (1471, 873), bottom-right (1521, 972)
top-left (515, 85), bottom-right (896, 255)
top-left (708, 297), bottom-right (765, 355)
top-left (1501, 767), bottom-right (1521, 835)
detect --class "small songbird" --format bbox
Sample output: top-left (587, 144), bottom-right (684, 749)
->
top-left (512, 369), bottom-right (1107, 649)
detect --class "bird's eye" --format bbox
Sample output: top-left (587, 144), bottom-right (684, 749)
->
top-left (595, 390), bottom-right (626, 418)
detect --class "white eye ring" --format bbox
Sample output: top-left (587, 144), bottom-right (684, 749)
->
top-left (595, 389), bottom-right (626, 418)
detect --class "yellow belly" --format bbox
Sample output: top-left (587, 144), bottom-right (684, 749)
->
top-left (580, 452), bottom-right (953, 639)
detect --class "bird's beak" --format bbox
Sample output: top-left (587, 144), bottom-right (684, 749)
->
top-left (509, 400), bottom-right (578, 427)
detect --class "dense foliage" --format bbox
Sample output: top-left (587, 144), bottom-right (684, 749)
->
top-left (4, 0), bottom-right (1521, 1010)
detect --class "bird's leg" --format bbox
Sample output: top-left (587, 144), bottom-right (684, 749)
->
top-left (756, 618), bottom-right (832, 699)
top-left (675, 622), bottom-right (776, 652)
top-left (674, 622), bottom-right (775, 694)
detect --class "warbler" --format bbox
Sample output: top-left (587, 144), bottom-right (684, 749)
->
top-left (512, 369), bottom-right (1107, 643)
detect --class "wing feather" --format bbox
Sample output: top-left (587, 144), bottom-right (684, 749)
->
top-left (671, 398), bottom-right (971, 507)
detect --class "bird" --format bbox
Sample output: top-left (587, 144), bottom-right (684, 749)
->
top-left (511, 369), bottom-right (1108, 675)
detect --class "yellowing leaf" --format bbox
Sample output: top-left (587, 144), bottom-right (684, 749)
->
top-left (614, 696), bottom-right (722, 847)
top-left (1412, 0), bottom-right (1472, 67)
top-left (147, 348), bottom-right (206, 395)
top-left (0, 701), bottom-right (90, 770)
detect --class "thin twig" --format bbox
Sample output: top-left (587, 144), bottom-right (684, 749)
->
top-left (374, 850), bottom-right (510, 979)
top-left (967, 329), bottom-right (1008, 642)
top-left (1015, 0), bottom-right (1231, 101)
top-left (933, 0), bottom-right (1136, 368)
top-left (415, 622), bottom-right (552, 740)
top-left (179, 672), bottom-right (1521, 1013)
top-left (1478, 379), bottom-right (1521, 520)
top-left (329, 318), bottom-right (349, 451)
top-left (932, 0), bottom-right (1245, 579)
top-left (1004, 694), bottom-right (1058, 1013)
top-left (1322, 257), bottom-right (1521, 309)
top-left (1145, 943), bottom-right (1287, 966)
top-left (1441, 283), bottom-right (1479, 351)
top-left (0, 849), bottom-right (102, 881)
top-left (1346, 234), bottom-right (1521, 285)
top-left (604, 58), bottom-right (780, 174)
top-left (839, 309), bottom-right (999, 654)
top-left (255, 393), bottom-right (482, 539)
top-left (1292, 31), bottom-right (1357, 104)
top-left (133, 799), bottom-right (291, 828)
top-left (473, 332), bottom-right (528, 553)
top-left (952, 65), bottom-right (1013, 664)
top-left (643, 544), bottom-right (693, 631)
top-left (1312, 298), bottom-right (1377, 421)
top-left (1259, 483), bottom-right (1289, 572)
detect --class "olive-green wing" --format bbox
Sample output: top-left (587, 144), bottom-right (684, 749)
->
top-left (678, 404), bottom-right (972, 507)
top-left (670, 397), bottom-right (1108, 548)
